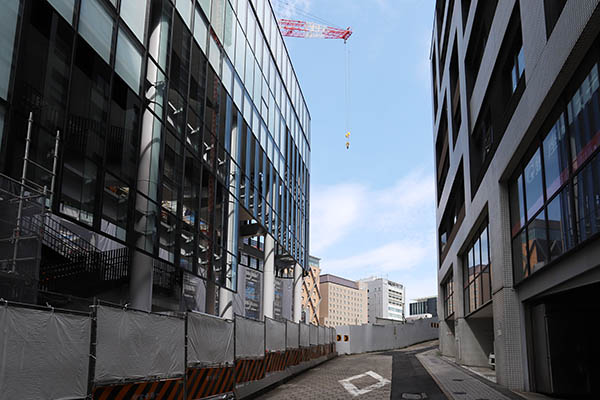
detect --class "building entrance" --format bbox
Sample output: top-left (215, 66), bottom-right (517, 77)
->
top-left (528, 281), bottom-right (600, 398)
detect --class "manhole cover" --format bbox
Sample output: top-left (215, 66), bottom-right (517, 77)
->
top-left (401, 393), bottom-right (427, 399)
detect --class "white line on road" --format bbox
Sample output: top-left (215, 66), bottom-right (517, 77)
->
top-left (338, 370), bottom-right (391, 397)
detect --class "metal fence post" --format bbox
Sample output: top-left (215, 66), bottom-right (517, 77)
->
top-left (87, 297), bottom-right (98, 399)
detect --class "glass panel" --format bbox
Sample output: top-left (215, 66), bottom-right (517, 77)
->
top-left (199, 0), bottom-right (211, 20)
top-left (480, 226), bottom-right (489, 266)
top-left (102, 173), bottom-right (129, 241)
top-left (224, 1), bottom-right (235, 60)
top-left (543, 114), bottom-right (569, 198)
top-left (547, 186), bottom-right (572, 260)
top-left (573, 154), bottom-right (600, 242)
top-left (512, 230), bottom-right (528, 283)
top-left (527, 209), bottom-right (548, 274)
top-left (120, 0), bottom-right (147, 42)
top-left (171, 14), bottom-right (191, 97)
top-left (60, 155), bottom-right (97, 226)
top-left (49, 0), bottom-right (75, 25)
top-left (108, 74), bottom-right (140, 183)
top-left (524, 148), bottom-right (544, 219)
top-left (211, 0), bottom-right (225, 42)
top-left (481, 266), bottom-right (491, 304)
top-left (209, 36), bottom-right (221, 75)
top-left (193, 6), bottom-right (208, 52)
top-left (568, 63), bottom-right (600, 171)
top-left (115, 29), bottom-right (143, 93)
top-left (148, 0), bottom-right (172, 69)
top-left (176, 0), bottom-right (193, 28)
top-left (79, 0), bottom-right (114, 64)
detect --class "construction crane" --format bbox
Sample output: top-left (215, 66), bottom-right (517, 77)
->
top-left (277, 16), bottom-right (353, 150)
top-left (278, 19), bottom-right (352, 41)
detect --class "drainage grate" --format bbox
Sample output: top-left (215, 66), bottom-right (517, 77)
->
top-left (452, 379), bottom-right (464, 382)
top-left (453, 392), bottom-right (467, 395)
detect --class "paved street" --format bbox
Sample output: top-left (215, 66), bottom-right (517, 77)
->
top-left (256, 341), bottom-right (445, 399)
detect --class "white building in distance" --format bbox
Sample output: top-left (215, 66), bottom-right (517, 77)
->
top-left (358, 277), bottom-right (405, 323)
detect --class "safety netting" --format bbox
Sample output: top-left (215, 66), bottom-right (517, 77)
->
top-left (285, 320), bottom-right (299, 349)
top-left (309, 324), bottom-right (318, 345)
top-left (235, 316), bottom-right (265, 358)
top-left (299, 323), bottom-right (310, 347)
top-left (187, 311), bottom-right (234, 366)
top-left (94, 305), bottom-right (185, 383)
top-left (265, 318), bottom-right (286, 352)
top-left (318, 326), bottom-right (326, 345)
top-left (0, 305), bottom-right (91, 399)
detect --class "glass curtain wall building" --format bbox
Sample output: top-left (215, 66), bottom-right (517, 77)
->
top-left (0, 0), bottom-right (310, 317)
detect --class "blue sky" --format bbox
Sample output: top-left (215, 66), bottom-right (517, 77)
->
top-left (275, 0), bottom-right (436, 302)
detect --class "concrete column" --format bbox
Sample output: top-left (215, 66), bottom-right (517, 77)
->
top-left (129, 250), bottom-right (153, 311)
top-left (293, 263), bottom-right (302, 322)
top-left (262, 234), bottom-right (275, 319)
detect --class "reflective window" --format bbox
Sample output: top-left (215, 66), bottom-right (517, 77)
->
top-left (115, 29), bottom-right (143, 93)
top-left (543, 114), bottom-right (569, 197)
top-left (79, 0), bottom-right (114, 64)
top-left (573, 153), bottom-right (600, 241)
top-left (176, 0), bottom-right (193, 28)
top-left (547, 186), bottom-right (573, 260)
top-left (525, 149), bottom-right (544, 218)
top-left (148, 0), bottom-right (172, 69)
top-left (0, 0), bottom-right (19, 99)
top-left (102, 173), bottom-right (129, 241)
top-left (120, 0), bottom-right (147, 42)
top-left (463, 222), bottom-right (491, 315)
top-left (199, 0), bottom-right (211, 20)
top-left (193, 6), bottom-right (208, 52)
top-left (527, 210), bottom-right (548, 274)
top-left (48, 0), bottom-right (76, 25)
top-left (567, 63), bottom-right (600, 171)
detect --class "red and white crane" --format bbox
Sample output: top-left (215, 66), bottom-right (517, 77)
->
top-left (278, 19), bottom-right (352, 41)
top-left (276, 12), bottom-right (353, 149)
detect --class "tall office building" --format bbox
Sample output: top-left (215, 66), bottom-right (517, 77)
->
top-left (0, 0), bottom-right (310, 321)
top-left (358, 277), bottom-right (405, 323)
top-left (300, 255), bottom-right (321, 324)
top-left (319, 274), bottom-right (367, 327)
top-left (432, 0), bottom-right (600, 396)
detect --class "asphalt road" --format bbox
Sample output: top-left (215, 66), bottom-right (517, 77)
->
top-left (254, 340), bottom-right (446, 399)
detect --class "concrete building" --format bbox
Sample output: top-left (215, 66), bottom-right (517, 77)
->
top-left (0, 0), bottom-right (310, 323)
top-left (432, 0), bottom-right (600, 396)
top-left (358, 277), bottom-right (405, 323)
top-left (319, 274), bottom-right (367, 327)
top-left (409, 296), bottom-right (438, 318)
top-left (301, 255), bottom-right (322, 324)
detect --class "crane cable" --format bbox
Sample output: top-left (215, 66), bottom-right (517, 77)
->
top-left (344, 40), bottom-right (351, 150)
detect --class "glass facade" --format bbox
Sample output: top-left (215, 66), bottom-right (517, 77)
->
top-left (510, 56), bottom-right (600, 284)
top-left (463, 222), bottom-right (491, 315)
top-left (0, 0), bottom-right (310, 305)
top-left (443, 273), bottom-right (454, 319)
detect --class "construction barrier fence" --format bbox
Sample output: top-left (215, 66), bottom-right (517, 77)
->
top-left (0, 301), bottom-right (337, 400)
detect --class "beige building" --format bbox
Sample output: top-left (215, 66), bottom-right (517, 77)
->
top-left (301, 256), bottom-right (322, 324)
top-left (319, 274), bottom-right (368, 327)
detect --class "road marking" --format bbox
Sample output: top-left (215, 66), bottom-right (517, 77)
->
top-left (338, 370), bottom-right (391, 397)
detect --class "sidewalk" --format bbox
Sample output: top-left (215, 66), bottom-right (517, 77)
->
top-left (417, 349), bottom-right (522, 400)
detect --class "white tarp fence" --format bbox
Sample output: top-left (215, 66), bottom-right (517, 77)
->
top-left (187, 312), bottom-right (234, 366)
top-left (0, 306), bottom-right (91, 400)
top-left (299, 323), bottom-right (309, 347)
top-left (286, 321), bottom-right (299, 349)
top-left (95, 305), bottom-right (185, 382)
top-left (265, 318), bottom-right (286, 352)
top-left (318, 326), bottom-right (325, 345)
top-left (335, 318), bottom-right (439, 354)
top-left (309, 324), bottom-right (318, 345)
top-left (235, 316), bottom-right (265, 358)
